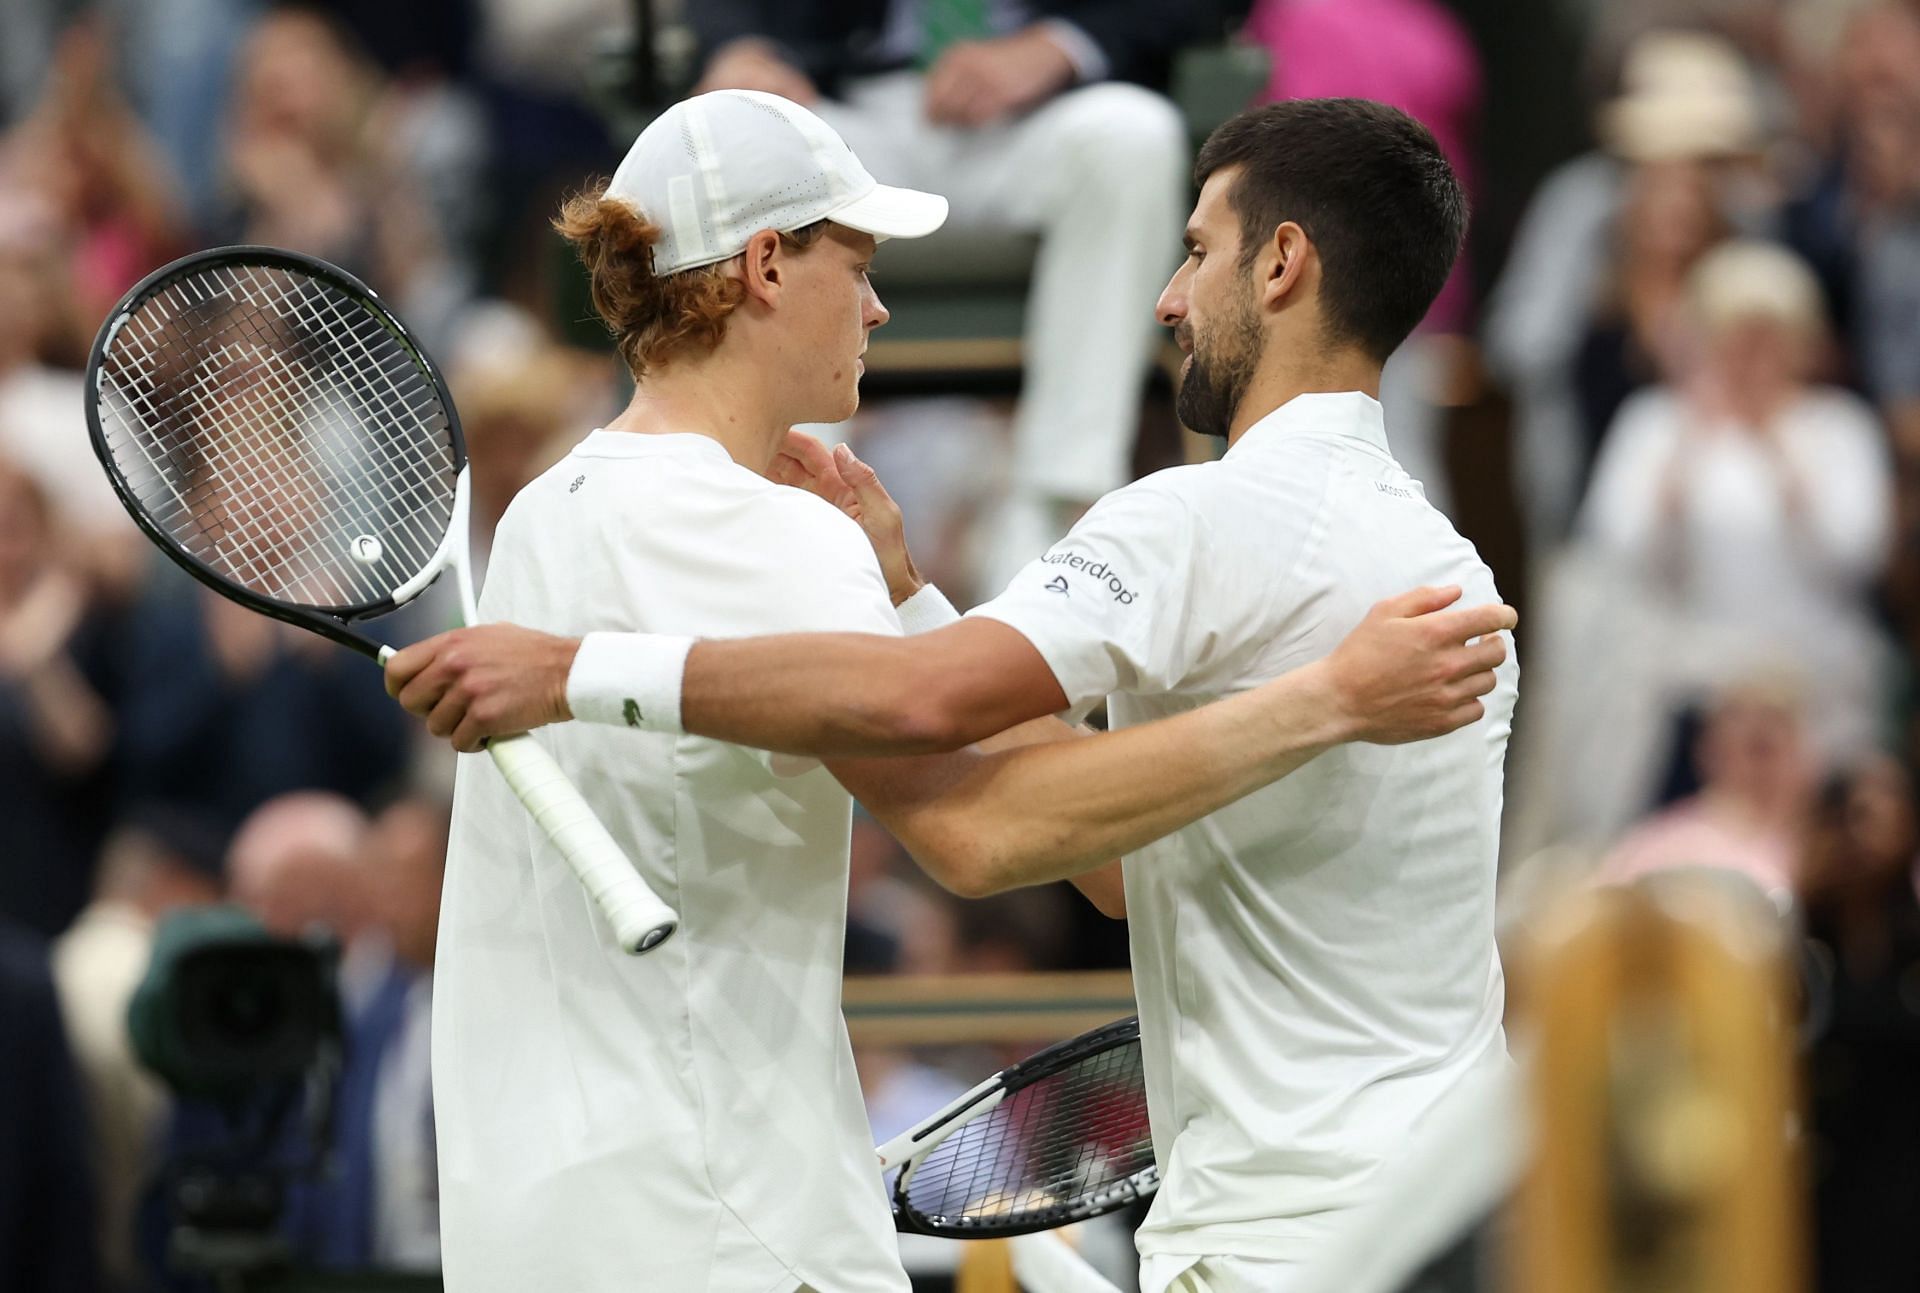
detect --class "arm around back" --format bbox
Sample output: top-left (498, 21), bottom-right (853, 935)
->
top-left (678, 616), bottom-right (1069, 757)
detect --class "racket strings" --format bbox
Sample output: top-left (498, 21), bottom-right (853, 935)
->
top-left (96, 260), bottom-right (457, 610)
top-left (110, 266), bottom-right (443, 605)
top-left (190, 265), bottom-right (450, 598)
top-left (902, 1039), bottom-right (1155, 1230)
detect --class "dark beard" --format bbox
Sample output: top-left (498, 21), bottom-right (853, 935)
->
top-left (1175, 297), bottom-right (1262, 439)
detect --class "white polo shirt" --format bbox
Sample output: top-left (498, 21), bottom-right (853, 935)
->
top-left (970, 392), bottom-right (1517, 1269)
top-left (434, 431), bottom-right (910, 1293)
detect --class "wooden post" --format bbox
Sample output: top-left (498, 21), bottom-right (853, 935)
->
top-left (1509, 873), bottom-right (1806, 1293)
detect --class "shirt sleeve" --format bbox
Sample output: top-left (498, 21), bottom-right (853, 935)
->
top-left (966, 479), bottom-right (1203, 715)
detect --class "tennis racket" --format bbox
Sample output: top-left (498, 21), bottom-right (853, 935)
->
top-left (876, 1016), bottom-right (1157, 1238)
top-left (84, 245), bottom-right (678, 955)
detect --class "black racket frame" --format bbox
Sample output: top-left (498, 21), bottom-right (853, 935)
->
top-left (84, 245), bottom-right (468, 661)
top-left (891, 1014), bottom-right (1160, 1238)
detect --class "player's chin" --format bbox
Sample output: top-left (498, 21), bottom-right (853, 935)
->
top-left (826, 381), bottom-right (862, 422)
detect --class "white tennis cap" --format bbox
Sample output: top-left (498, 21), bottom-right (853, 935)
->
top-left (608, 90), bottom-right (949, 275)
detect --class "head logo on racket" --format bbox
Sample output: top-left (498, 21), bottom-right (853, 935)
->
top-left (351, 535), bottom-right (384, 565)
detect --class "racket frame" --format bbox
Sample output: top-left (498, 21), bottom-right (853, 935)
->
top-left (876, 1016), bottom-right (1160, 1238)
top-left (85, 245), bottom-right (464, 659)
top-left (84, 244), bottom-right (679, 956)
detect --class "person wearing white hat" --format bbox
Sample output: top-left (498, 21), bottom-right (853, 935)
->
top-left (422, 91), bottom-right (1515, 1293)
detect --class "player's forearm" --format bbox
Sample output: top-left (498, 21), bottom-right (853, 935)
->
top-left (899, 663), bottom-right (1356, 894)
top-left (677, 632), bottom-right (1001, 756)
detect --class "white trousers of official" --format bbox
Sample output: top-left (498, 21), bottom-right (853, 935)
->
top-left (813, 72), bottom-right (1188, 552)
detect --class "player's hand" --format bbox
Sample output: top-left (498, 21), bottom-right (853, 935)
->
top-left (1321, 586), bottom-right (1516, 744)
top-left (768, 432), bottom-right (924, 604)
top-left (384, 624), bottom-right (581, 753)
top-left (695, 38), bottom-right (820, 104)
top-left (924, 28), bottom-right (1077, 127)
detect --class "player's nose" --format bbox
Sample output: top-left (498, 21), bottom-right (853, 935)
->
top-left (1155, 272), bottom-right (1187, 329)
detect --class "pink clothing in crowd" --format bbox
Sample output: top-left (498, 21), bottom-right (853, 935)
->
top-left (1598, 799), bottom-right (1799, 896)
top-left (1243, 0), bottom-right (1482, 331)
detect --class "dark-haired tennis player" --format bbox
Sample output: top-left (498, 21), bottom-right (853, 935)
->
top-left (395, 94), bottom-right (1514, 1293)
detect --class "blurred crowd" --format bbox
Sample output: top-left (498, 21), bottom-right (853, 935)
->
top-left (6, 0), bottom-right (1920, 1289)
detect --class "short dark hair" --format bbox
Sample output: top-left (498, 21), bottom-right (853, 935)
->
top-left (1194, 99), bottom-right (1467, 362)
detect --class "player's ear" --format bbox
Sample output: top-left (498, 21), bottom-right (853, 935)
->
top-left (740, 229), bottom-right (784, 306)
top-left (1263, 221), bottom-right (1311, 310)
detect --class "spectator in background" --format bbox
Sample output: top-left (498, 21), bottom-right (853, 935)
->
top-left (0, 458), bottom-right (119, 937)
top-left (224, 790), bottom-right (423, 1270)
top-left (1579, 240), bottom-right (1893, 763)
top-left (0, 919), bottom-right (100, 1293)
top-left (689, 0), bottom-right (1194, 584)
top-left (1800, 753), bottom-right (1920, 1293)
top-left (1482, 29), bottom-right (1766, 547)
top-left (222, 790), bottom-right (445, 1270)
top-left (1782, 3), bottom-right (1920, 405)
top-left (1570, 156), bottom-right (1731, 497)
top-left (111, 582), bottom-right (410, 840)
top-left (52, 807), bottom-right (225, 1293)
top-left (0, 195), bottom-right (144, 594)
top-left (218, 6), bottom-right (472, 352)
top-left (452, 343), bottom-right (615, 576)
top-left (1241, 0), bottom-right (1482, 514)
top-left (354, 794), bottom-right (447, 1271)
top-left (227, 792), bottom-right (375, 980)
top-left (0, 16), bottom-right (187, 332)
top-left (1597, 676), bottom-right (1813, 901)
top-left (1517, 239), bottom-right (1891, 853)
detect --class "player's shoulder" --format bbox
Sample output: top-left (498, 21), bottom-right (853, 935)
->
top-left (736, 474), bottom-right (878, 556)
top-left (1087, 463), bottom-right (1214, 529)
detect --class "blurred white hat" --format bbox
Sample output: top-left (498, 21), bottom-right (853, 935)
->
top-left (609, 90), bottom-right (949, 275)
top-left (1687, 239), bottom-right (1825, 336)
top-left (1601, 31), bottom-right (1763, 162)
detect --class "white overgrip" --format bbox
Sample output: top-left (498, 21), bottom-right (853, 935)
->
top-left (485, 731), bottom-right (678, 954)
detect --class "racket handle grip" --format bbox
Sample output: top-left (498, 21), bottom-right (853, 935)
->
top-left (485, 732), bottom-right (678, 955)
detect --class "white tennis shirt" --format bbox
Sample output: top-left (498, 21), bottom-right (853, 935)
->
top-left (970, 392), bottom-right (1518, 1266)
top-left (434, 431), bottom-right (910, 1293)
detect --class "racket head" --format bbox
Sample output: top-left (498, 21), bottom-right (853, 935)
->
top-left (890, 1016), bottom-right (1158, 1238)
top-left (84, 246), bottom-right (467, 656)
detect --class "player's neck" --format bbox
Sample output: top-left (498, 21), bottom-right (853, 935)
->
top-left (607, 359), bottom-right (787, 470)
top-left (1223, 346), bottom-right (1383, 449)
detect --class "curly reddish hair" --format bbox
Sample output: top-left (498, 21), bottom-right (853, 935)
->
top-left (553, 182), bottom-right (826, 380)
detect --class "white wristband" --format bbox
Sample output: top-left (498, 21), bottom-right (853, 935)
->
top-left (895, 583), bottom-right (961, 634)
top-left (566, 632), bottom-right (694, 734)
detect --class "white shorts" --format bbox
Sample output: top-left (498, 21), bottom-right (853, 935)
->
top-left (1140, 1253), bottom-right (1301, 1293)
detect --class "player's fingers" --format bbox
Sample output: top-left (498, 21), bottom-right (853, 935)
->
top-left (394, 657), bottom-right (457, 718)
top-left (1433, 601), bottom-right (1518, 641)
top-left (450, 717), bottom-right (487, 755)
top-left (1373, 584), bottom-right (1463, 623)
top-left (383, 639), bottom-right (433, 698)
top-left (782, 428), bottom-right (837, 476)
top-left (424, 687), bottom-right (471, 740)
top-left (833, 444), bottom-right (898, 517)
top-left (1439, 637), bottom-right (1507, 681)
top-left (783, 433), bottom-right (852, 498)
top-left (1440, 699), bottom-right (1487, 732)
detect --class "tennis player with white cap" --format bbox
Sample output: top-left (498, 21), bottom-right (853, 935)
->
top-left (407, 91), bottom-right (1514, 1293)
